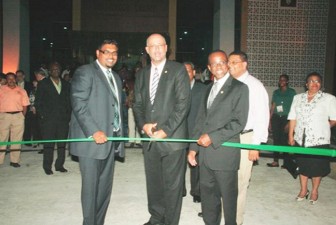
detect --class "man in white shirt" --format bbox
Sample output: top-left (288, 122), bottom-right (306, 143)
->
top-left (228, 51), bottom-right (269, 225)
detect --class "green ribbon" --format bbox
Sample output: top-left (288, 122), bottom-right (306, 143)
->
top-left (1, 137), bottom-right (335, 157)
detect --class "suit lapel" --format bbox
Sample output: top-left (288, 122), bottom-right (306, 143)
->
top-left (93, 62), bottom-right (114, 96)
top-left (207, 76), bottom-right (234, 111)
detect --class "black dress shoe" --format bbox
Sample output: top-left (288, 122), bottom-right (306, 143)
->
top-left (37, 150), bottom-right (43, 154)
top-left (10, 162), bottom-right (21, 168)
top-left (198, 212), bottom-right (203, 217)
top-left (193, 195), bottom-right (201, 203)
top-left (55, 167), bottom-right (68, 173)
top-left (266, 162), bottom-right (279, 167)
top-left (44, 169), bottom-right (53, 175)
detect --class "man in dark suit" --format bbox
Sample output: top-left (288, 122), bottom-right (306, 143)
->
top-left (188, 50), bottom-right (249, 225)
top-left (35, 62), bottom-right (71, 175)
top-left (183, 61), bottom-right (207, 203)
top-left (133, 33), bottom-right (191, 225)
top-left (69, 39), bottom-right (124, 225)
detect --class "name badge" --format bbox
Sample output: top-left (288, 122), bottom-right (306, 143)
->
top-left (276, 105), bottom-right (284, 113)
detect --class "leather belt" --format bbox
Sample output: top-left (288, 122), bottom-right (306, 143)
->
top-left (241, 129), bottom-right (253, 135)
top-left (5, 111), bottom-right (22, 114)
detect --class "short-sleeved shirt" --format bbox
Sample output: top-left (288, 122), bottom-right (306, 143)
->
top-left (272, 87), bottom-right (296, 116)
top-left (0, 85), bottom-right (30, 112)
top-left (288, 91), bottom-right (336, 147)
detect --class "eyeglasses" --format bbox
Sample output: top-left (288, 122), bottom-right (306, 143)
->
top-left (99, 50), bottom-right (118, 56)
top-left (307, 80), bottom-right (321, 84)
top-left (228, 61), bottom-right (244, 66)
top-left (209, 61), bottom-right (227, 67)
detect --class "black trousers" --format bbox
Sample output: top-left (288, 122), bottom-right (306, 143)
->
top-left (271, 114), bottom-right (289, 162)
top-left (200, 165), bottom-right (238, 225)
top-left (144, 147), bottom-right (185, 225)
top-left (23, 111), bottom-right (42, 142)
top-left (40, 120), bottom-right (69, 170)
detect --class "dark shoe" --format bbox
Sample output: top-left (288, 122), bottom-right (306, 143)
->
top-left (281, 165), bottom-right (286, 169)
top-left (193, 195), bottom-right (201, 203)
top-left (37, 150), bottom-right (43, 154)
top-left (198, 212), bottom-right (203, 217)
top-left (267, 162), bottom-right (279, 167)
top-left (143, 221), bottom-right (165, 225)
top-left (44, 169), bottom-right (53, 175)
top-left (130, 143), bottom-right (135, 148)
top-left (55, 167), bottom-right (68, 173)
top-left (253, 160), bottom-right (259, 166)
top-left (135, 143), bottom-right (143, 148)
top-left (25, 144), bottom-right (32, 147)
top-left (10, 162), bottom-right (21, 168)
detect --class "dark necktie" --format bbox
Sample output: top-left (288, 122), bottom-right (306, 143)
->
top-left (106, 69), bottom-right (120, 131)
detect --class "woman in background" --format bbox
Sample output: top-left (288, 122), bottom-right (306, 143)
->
top-left (288, 72), bottom-right (336, 204)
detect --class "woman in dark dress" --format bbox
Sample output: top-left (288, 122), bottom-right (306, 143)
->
top-left (288, 72), bottom-right (336, 204)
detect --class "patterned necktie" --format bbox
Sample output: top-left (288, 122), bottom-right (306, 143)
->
top-left (106, 69), bottom-right (120, 131)
top-left (150, 67), bottom-right (160, 104)
top-left (207, 82), bottom-right (219, 108)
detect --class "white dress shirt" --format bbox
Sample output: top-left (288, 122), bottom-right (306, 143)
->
top-left (236, 71), bottom-right (269, 144)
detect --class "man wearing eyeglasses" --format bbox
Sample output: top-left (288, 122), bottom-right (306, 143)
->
top-left (133, 33), bottom-right (191, 225)
top-left (69, 39), bottom-right (124, 225)
top-left (188, 50), bottom-right (249, 225)
top-left (228, 51), bottom-right (269, 225)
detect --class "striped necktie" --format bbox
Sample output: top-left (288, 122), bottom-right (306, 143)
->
top-left (106, 69), bottom-right (120, 131)
top-left (150, 67), bottom-right (159, 104)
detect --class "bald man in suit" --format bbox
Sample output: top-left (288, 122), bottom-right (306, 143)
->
top-left (133, 33), bottom-right (191, 225)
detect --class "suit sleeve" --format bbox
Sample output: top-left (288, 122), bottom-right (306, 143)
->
top-left (160, 66), bottom-right (191, 137)
top-left (208, 84), bottom-right (249, 149)
top-left (70, 66), bottom-right (100, 137)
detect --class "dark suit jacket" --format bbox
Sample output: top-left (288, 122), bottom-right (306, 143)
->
top-left (35, 77), bottom-right (71, 125)
top-left (188, 80), bottom-right (207, 136)
top-left (133, 60), bottom-right (191, 156)
top-left (190, 75), bottom-right (249, 171)
top-left (69, 61), bottom-right (125, 160)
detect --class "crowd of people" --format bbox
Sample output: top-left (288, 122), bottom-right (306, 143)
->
top-left (1, 33), bottom-right (336, 225)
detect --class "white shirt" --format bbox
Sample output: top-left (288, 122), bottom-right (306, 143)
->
top-left (236, 71), bottom-right (269, 144)
top-left (288, 91), bottom-right (336, 147)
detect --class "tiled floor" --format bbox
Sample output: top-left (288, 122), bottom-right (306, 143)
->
top-left (1, 147), bottom-right (336, 225)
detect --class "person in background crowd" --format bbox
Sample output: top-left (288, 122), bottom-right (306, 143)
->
top-left (288, 72), bottom-right (336, 205)
top-left (0, 73), bottom-right (7, 86)
top-left (188, 50), bottom-right (249, 225)
top-left (34, 69), bottom-right (47, 82)
top-left (183, 61), bottom-right (207, 203)
top-left (228, 51), bottom-right (269, 225)
top-left (25, 80), bottom-right (42, 148)
top-left (0, 73), bottom-right (30, 168)
top-left (16, 70), bottom-right (32, 95)
top-left (69, 39), bottom-right (125, 225)
top-left (35, 62), bottom-right (71, 175)
top-left (267, 74), bottom-right (296, 168)
top-left (16, 70), bottom-right (34, 146)
top-left (133, 33), bottom-right (191, 225)
top-left (126, 77), bottom-right (142, 148)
